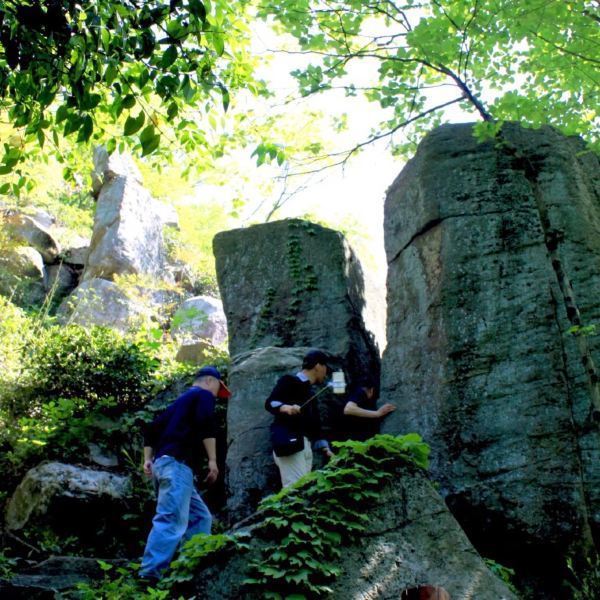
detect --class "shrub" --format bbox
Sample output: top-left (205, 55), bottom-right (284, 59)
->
top-left (11, 324), bottom-right (157, 417)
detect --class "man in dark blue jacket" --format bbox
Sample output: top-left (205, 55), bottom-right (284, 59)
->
top-left (139, 366), bottom-right (231, 582)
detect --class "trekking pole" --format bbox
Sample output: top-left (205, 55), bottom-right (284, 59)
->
top-left (299, 384), bottom-right (331, 410)
top-left (299, 371), bottom-right (346, 409)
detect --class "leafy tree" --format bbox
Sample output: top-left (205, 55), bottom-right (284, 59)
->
top-left (0, 0), bottom-right (265, 194)
top-left (256, 0), bottom-right (600, 161)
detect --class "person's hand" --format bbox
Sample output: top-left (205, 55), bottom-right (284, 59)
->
top-left (377, 403), bottom-right (396, 417)
top-left (204, 460), bottom-right (219, 485)
top-left (143, 459), bottom-right (153, 478)
top-left (280, 404), bottom-right (301, 416)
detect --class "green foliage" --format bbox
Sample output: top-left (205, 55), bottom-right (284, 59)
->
top-left (0, 0), bottom-right (264, 186)
top-left (72, 561), bottom-right (168, 600)
top-left (257, 0), bottom-right (599, 158)
top-left (484, 558), bottom-right (518, 594)
top-left (0, 550), bottom-right (18, 579)
top-left (11, 324), bottom-right (157, 415)
top-left (0, 297), bottom-right (31, 384)
top-left (165, 533), bottom-right (246, 585)
top-left (244, 433), bottom-right (429, 597)
top-left (567, 324), bottom-right (598, 338)
top-left (566, 554), bottom-right (600, 600)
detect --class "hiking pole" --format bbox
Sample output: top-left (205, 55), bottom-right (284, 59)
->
top-left (299, 371), bottom-right (346, 409)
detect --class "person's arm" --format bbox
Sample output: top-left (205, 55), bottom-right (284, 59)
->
top-left (265, 376), bottom-right (301, 416)
top-left (202, 437), bottom-right (219, 485)
top-left (143, 446), bottom-right (154, 477)
top-left (344, 402), bottom-right (396, 418)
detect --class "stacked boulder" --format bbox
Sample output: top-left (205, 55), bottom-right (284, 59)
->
top-left (0, 208), bottom-right (83, 306)
top-left (381, 123), bottom-right (600, 592)
top-left (213, 219), bottom-right (381, 521)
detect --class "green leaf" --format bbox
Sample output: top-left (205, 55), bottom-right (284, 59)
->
top-left (141, 133), bottom-right (160, 156)
top-left (123, 112), bottom-right (145, 136)
top-left (162, 45), bottom-right (178, 68)
top-left (167, 102), bottom-right (179, 121)
top-left (55, 105), bottom-right (69, 124)
top-left (77, 115), bottom-right (94, 143)
top-left (0, 183), bottom-right (10, 194)
top-left (122, 95), bottom-right (136, 109)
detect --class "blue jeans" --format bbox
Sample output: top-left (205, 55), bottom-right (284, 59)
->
top-left (139, 455), bottom-right (212, 579)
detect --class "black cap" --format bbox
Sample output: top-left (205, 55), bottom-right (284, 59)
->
top-left (302, 350), bottom-right (329, 369)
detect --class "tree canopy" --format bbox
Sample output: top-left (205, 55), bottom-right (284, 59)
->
top-left (0, 0), bottom-right (265, 193)
top-left (0, 0), bottom-right (598, 197)
top-left (256, 0), bottom-right (599, 161)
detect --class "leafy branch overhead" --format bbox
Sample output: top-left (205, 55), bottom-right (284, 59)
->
top-left (256, 0), bottom-right (599, 160)
top-left (0, 0), bottom-right (264, 182)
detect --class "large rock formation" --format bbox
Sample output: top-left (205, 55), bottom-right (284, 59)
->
top-left (189, 460), bottom-right (517, 600)
top-left (214, 220), bottom-right (381, 520)
top-left (84, 148), bottom-right (166, 281)
top-left (381, 123), bottom-right (600, 592)
top-left (213, 219), bottom-right (380, 379)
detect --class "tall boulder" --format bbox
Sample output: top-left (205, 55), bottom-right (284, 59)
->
top-left (214, 219), bottom-right (380, 378)
top-left (84, 148), bottom-right (166, 281)
top-left (214, 220), bottom-right (382, 520)
top-left (381, 123), bottom-right (600, 592)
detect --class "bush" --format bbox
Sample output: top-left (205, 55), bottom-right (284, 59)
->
top-left (11, 324), bottom-right (158, 417)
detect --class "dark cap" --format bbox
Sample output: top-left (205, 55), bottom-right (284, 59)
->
top-left (355, 375), bottom-right (377, 390)
top-left (195, 366), bottom-right (232, 399)
top-left (302, 350), bottom-right (329, 370)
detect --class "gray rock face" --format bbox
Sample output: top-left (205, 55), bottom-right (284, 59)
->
top-left (3, 557), bottom-right (127, 596)
top-left (172, 295), bottom-right (228, 363)
top-left (5, 462), bottom-right (131, 530)
top-left (214, 219), bottom-right (380, 379)
top-left (84, 151), bottom-right (165, 281)
top-left (45, 263), bottom-right (79, 301)
top-left (57, 277), bottom-right (149, 331)
top-left (61, 236), bottom-right (90, 266)
top-left (381, 123), bottom-right (600, 589)
top-left (191, 462), bottom-right (516, 600)
top-left (0, 246), bottom-right (46, 305)
top-left (2, 210), bottom-right (61, 264)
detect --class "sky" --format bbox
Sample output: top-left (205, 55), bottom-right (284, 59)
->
top-left (242, 22), bottom-right (476, 283)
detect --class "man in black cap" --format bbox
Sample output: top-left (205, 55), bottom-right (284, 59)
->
top-left (139, 366), bottom-right (231, 582)
top-left (265, 350), bottom-right (333, 487)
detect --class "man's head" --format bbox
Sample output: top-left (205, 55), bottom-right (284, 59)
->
top-left (194, 366), bottom-right (232, 399)
top-left (356, 375), bottom-right (377, 400)
top-left (302, 350), bottom-right (329, 384)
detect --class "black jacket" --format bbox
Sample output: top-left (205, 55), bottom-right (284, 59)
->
top-left (265, 374), bottom-right (325, 443)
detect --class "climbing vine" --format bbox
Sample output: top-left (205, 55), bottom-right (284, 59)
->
top-left (282, 220), bottom-right (319, 344)
top-left (243, 433), bottom-right (430, 598)
top-left (252, 219), bottom-right (320, 347)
